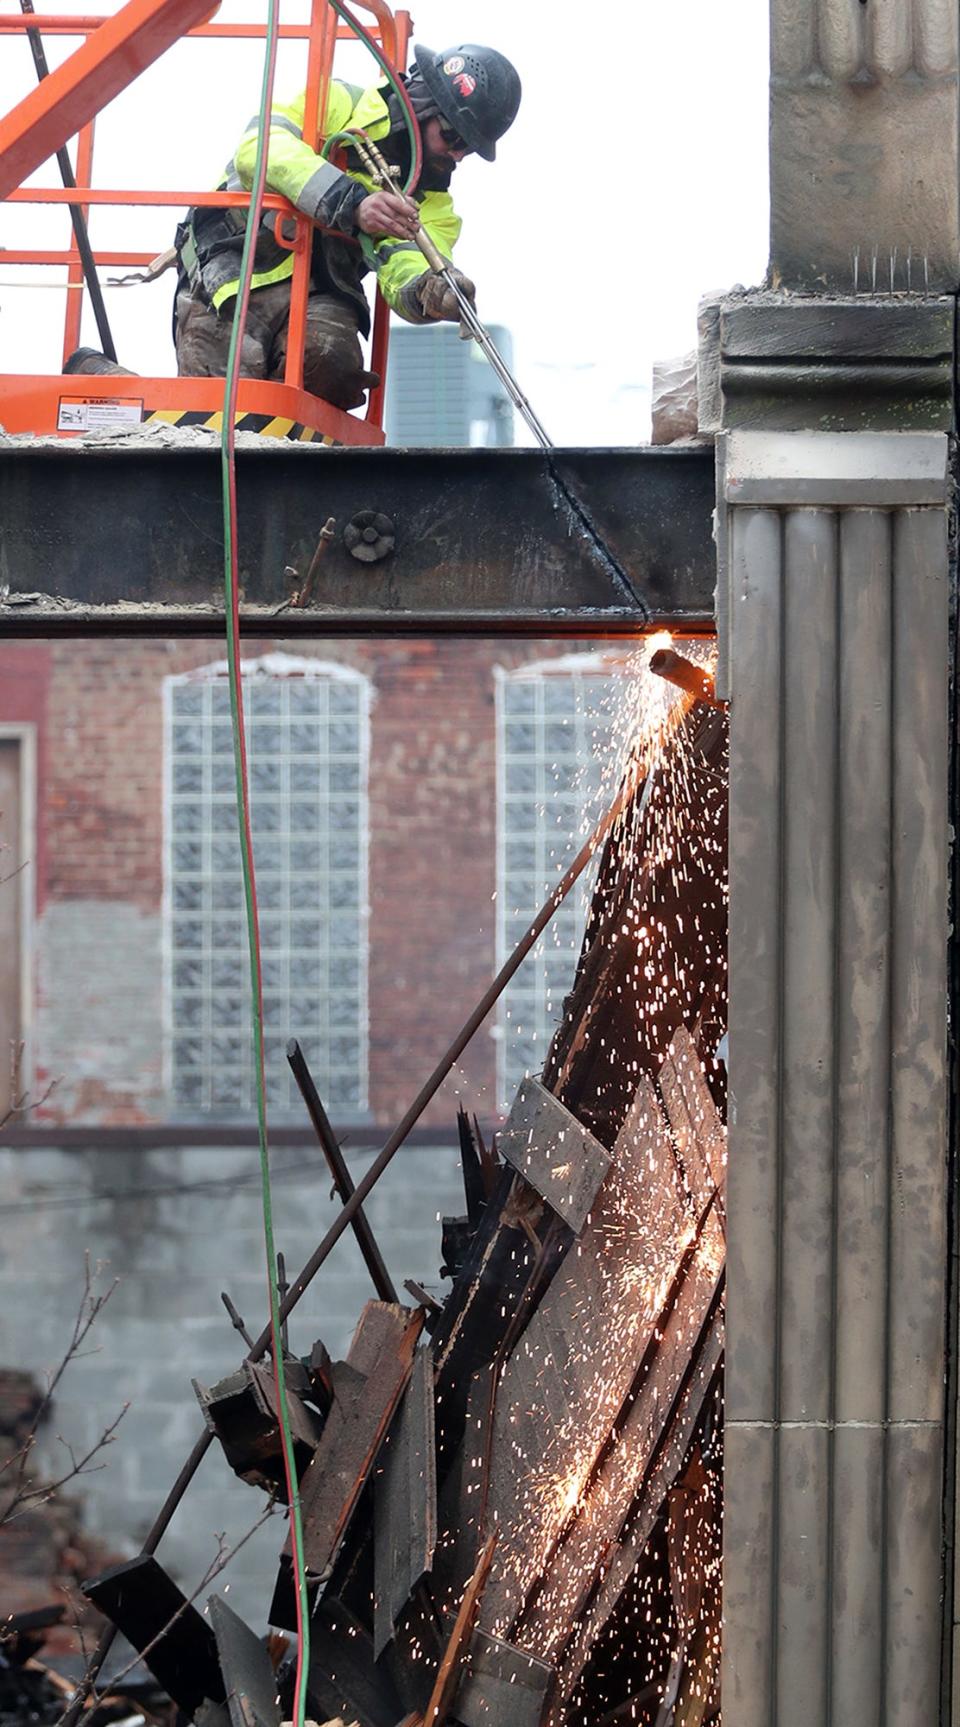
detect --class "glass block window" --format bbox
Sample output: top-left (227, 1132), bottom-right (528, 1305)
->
top-left (165, 655), bottom-right (369, 1117)
top-left (496, 654), bottom-right (623, 1110)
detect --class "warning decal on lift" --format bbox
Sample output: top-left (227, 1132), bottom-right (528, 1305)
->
top-left (57, 396), bottom-right (144, 432)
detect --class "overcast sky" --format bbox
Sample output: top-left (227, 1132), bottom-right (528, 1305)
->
top-left (0, 0), bottom-right (770, 442)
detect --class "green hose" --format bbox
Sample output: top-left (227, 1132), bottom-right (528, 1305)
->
top-left (218, 7), bottom-right (312, 1727)
top-left (323, 0), bottom-right (421, 195)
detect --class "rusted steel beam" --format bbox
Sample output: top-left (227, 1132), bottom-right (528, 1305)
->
top-left (0, 445), bottom-right (716, 633)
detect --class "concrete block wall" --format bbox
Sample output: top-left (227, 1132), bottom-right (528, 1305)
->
top-left (0, 1141), bottom-right (464, 1625)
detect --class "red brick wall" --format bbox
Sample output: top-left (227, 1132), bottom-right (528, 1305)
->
top-left (5, 637), bottom-right (545, 1127)
top-left (367, 638), bottom-right (502, 1125)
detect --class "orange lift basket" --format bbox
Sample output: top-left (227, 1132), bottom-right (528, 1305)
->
top-left (0, 0), bottom-right (411, 442)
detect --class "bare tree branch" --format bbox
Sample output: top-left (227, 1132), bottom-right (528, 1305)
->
top-left (0, 1256), bottom-right (122, 1524)
top-left (1, 1038), bottom-right (59, 1133)
top-left (3, 1404), bottom-right (129, 1522)
top-left (0, 858), bottom-right (29, 890)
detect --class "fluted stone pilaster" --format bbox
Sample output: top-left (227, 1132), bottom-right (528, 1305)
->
top-left (721, 426), bottom-right (950, 1726)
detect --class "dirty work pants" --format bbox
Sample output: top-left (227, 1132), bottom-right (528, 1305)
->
top-left (174, 284), bottom-right (375, 410)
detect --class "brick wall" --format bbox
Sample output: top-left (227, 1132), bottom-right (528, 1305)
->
top-left (7, 636), bottom-right (557, 1128)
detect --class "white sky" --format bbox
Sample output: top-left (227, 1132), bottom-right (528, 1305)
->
top-left (0, 0), bottom-right (770, 442)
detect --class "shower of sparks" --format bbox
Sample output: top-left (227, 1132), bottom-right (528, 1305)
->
top-left (452, 635), bottom-right (727, 1724)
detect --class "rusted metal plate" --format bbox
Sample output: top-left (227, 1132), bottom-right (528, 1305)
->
top-left (379, 1590), bottom-right (444, 1719)
top-left (658, 1026), bottom-right (726, 1216)
top-left (457, 1106), bottom-right (490, 1228)
top-left (550, 1317), bottom-right (724, 1715)
top-left (478, 1076), bottom-right (689, 1641)
top-left (82, 1556), bottom-right (225, 1718)
top-left (299, 1302), bottom-right (424, 1582)
top-left (207, 1595), bottom-right (280, 1727)
top-left (432, 1364), bottom-right (496, 1628)
top-left (455, 1630), bottom-right (554, 1727)
top-left (431, 1170), bottom-right (546, 1475)
top-left (517, 1237), bottom-right (723, 1666)
top-left (374, 1345), bottom-right (438, 1658)
top-left (496, 1078), bottom-right (610, 1236)
top-left (307, 1599), bottom-right (404, 1727)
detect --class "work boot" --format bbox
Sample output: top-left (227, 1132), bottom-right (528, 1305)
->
top-left (63, 348), bottom-right (137, 377)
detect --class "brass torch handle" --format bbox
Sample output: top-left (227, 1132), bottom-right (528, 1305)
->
top-left (348, 131), bottom-right (447, 275)
top-left (414, 224), bottom-right (447, 275)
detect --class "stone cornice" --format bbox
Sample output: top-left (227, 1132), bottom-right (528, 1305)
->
top-left (715, 294), bottom-right (954, 432)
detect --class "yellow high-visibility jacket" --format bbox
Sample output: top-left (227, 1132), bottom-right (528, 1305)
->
top-left (176, 79), bottom-right (461, 331)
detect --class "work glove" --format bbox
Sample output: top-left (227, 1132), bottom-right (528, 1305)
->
top-left (415, 266), bottom-right (477, 322)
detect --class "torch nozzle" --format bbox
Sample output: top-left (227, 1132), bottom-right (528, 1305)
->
top-left (648, 648), bottom-right (723, 709)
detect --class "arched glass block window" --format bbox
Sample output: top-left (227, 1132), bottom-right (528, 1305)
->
top-left (164, 654), bottom-right (369, 1117)
top-left (496, 652), bottom-right (625, 1111)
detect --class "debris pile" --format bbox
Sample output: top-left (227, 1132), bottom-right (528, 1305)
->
top-left (40, 653), bottom-right (728, 1727)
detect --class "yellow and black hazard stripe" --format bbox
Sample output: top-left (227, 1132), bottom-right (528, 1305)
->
top-left (144, 408), bottom-right (337, 443)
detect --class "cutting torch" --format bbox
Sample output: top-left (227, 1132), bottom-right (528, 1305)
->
top-left (350, 132), bottom-right (554, 450)
top-left (349, 131), bottom-right (650, 613)
top-left (410, 223), bottom-right (554, 451)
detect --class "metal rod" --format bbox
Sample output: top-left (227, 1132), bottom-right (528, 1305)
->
top-left (221, 1290), bottom-right (255, 1350)
top-left (60, 766), bottom-right (642, 1727)
top-left (400, 176), bottom-right (647, 611)
top-left (433, 267), bottom-right (553, 451)
top-left (287, 1037), bottom-right (399, 1303)
top-left (18, 0), bottom-right (117, 360)
top-left (351, 131), bottom-right (553, 451)
top-left (395, 159), bottom-right (646, 612)
top-left (292, 516), bottom-right (336, 609)
top-left (276, 1253), bottom-right (290, 1353)
top-left (411, 224), bottom-right (553, 450)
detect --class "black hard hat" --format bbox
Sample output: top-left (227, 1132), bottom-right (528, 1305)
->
top-left (412, 43), bottom-right (521, 162)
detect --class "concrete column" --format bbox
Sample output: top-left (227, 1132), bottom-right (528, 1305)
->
top-left (771, 0), bottom-right (960, 291)
top-left (720, 424), bottom-right (950, 1725)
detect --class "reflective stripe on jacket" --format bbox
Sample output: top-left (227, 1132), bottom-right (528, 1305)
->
top-left (179, 79), bottom-right (461, 323)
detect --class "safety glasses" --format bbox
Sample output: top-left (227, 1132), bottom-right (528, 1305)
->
top-left (439, 124), bottom-right (471, 154)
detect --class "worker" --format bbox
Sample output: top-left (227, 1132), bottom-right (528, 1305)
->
top-left (172, 44), bottom-right (522, 410)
